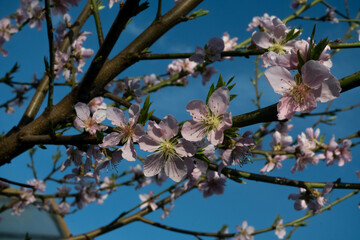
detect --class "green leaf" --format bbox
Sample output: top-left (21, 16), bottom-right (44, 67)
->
top-left (188, 9), bottom-right (209, 20)
top-left (138, 95), bottom-right (153, 125)
top-left (311, 37), bottom-right (329, 61)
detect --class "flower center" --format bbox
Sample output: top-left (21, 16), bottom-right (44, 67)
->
top-left (203, 113), bottom-right (221, 132)
top-left (290, 83), bottom-right (310, 103)
top-left (159, 140), bottom-right (177, 158)
top-left (270, 42), bottom-right (286, 54)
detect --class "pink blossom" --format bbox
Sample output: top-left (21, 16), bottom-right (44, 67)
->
top-left (58, 201), bottom-right (71, 214)
top-left (247, 13), bottom-right (276, 32)
top-left (129, 164), bottom-right (152, 189)
top-left (288, 182), bottom-right (333, 211)
top-left (99, 104), bottom-right (145, 161)
top-left (109, 0), bottom-right (121, 8)
top-left (289, 128), bottom-right (324, 173)
top-left (100, 176), bottom-right (117, 194)
top-left (222, 32), bottom-right (238, 51)
top-left (56, 184), bottom-right (71, 196)
top-left (275, 218), bottom-right (286, 239)
top-left (222, 32), bottom-right (238, 60)
top-left (190, 37), bottom-right (224, 63)
top-left (356, 170), bottom-right (360, 180)
top-left (264, 60), bottom-right (341, 120)
top-left (11, 188), bottom-right (36, 216)
top-left (51, 0), bottom-right (80, 16)
top-left (198, 171), bottom-right (226, 198)
top-left (143, 73), bottom-right (159, 86)
top-left (220, 131), bottom-right (255, 171)
top-left (325, 136), bottom-right (352, 166)
top-left (325, 8), bottom-right (339, 23)
top-left (181, 87), bottom-right (232, 145)
top-left (73, 102), bottom-right (107, 135)
top-left (138, 115), bottom-right (196, 182)
top-left (161, 204), bottom-right (174, 219)
top-left (200, 66), bottom-right (218, 85)
top-left (61, 146), bottom-right (85, 171)
top-left (27, 179), bottom-right (46, 192)
top-left (0, 38), bottom-right (8, 57)
top-left (139, 191), bottom-right (159, 211)
top-left (113, 77), bottom-right (143, 103)
top-left (167, 58), bottom-right (197, 84)
top-left (234, 220), bottom-right (255, 240)
top-left (260, 155), bottom-right (287, 173)
top-left (0, 18), bottom-right (18, 41)
top-left (88, 97), bottom-right (107, 113)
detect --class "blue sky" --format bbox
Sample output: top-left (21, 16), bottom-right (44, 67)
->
top-left (0, 0), bottom-right (360, 239)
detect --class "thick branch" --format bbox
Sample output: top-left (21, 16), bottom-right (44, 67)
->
top-left (0, 0), bottom-right (204, 166)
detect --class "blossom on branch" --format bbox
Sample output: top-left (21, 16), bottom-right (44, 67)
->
top-left (99, 104), bottom-right (145, 161)
top-left (138, 115), bottom-right (196, 182)
top-left (181, 87), bottom-right (232, 145)
top-left (264, 60), bottom-right (341, 120)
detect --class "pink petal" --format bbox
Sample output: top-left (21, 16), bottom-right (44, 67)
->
top-left (75, 102), bottom-right (90, 121)
top-left (147, 121), bottom-right (164, 144)
top-left (302, 60), bottom-right (330, 89)
top-left (122, 139), bottom-right (137, 161)
top-left (164, 156), bottom-right (187, 182)
top-left (208, 87), bottom-right (230, 116)
top-left (264, 66), bottom-right (294, 95)
top-left (128, 104), bottom-right (141, 126)
top-left (159, 115), bottom-right (178, 140)
top-left (99, 132), bottom-right (122, 148)
top-left (207, 128), bottom-right (224, 145)
top-left (315, 74), bottom-right (341, 102)
top-left (133, 124), bottom-right (145, 142)
top-left (138, 135), bottom-right (160, 152)
top-left (92, 109), bottom-right (106, 123)
top-left (277, 96), bottom-right (297, 120)
top-left (186, 100), bottom-right (208, 122)
top-left (181, 120), bottom-right (207, 142)
top-left (175, 139), bottom-right (197, 157)
top-left (143, 154), bottom-right (165, 177)
top-left (218, 112), bottom-right (232, 131)
top-left (73, 117), bottom-right (86, 129)
top-left (252, 31), bottom-right (273, 49)
top-left (107, 107), bottom-right (126, 128)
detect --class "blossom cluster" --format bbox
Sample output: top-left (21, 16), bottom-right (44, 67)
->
top-left (248, 14), bottom-right (341, 119)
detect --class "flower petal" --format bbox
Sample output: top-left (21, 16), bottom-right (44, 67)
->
top-left (107, 107), bottom-right (126, 128)
top-left (138, 135), bottom-right (160, 152)
top-left (181, 120), bottom-right (207, 142)
top-left (164, 156), bottom-right (187, 182)
top-left (208, 87), bottom-right (230, 116)
top-left (99, 132), bottom-right (122, 148)
top-left (315, 74), bottom-right (341, 102)
top-left (302, 60), bottom-right (330, 89)
top-left (143, 154), bottom-right (165, 177)
top-left (175, 139), bottom-right (197, 157)
top-left (121, 139), bottom-right (137, 161)
top-left (264, 66), bottom-right (294, 95)
top-left (75, 102), bottom-right (90, 121)
top-left (159, 115), bottom-right (178, 140)
top-left (128, 104), bottom-right (141, 126)
top-left (186, 100), bottom-right (208, 122)
top-left (252, 31), bottom-right (273, 49)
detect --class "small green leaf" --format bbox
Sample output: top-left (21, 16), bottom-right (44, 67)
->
top-left (188, 9), bottom-right (209, 20)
